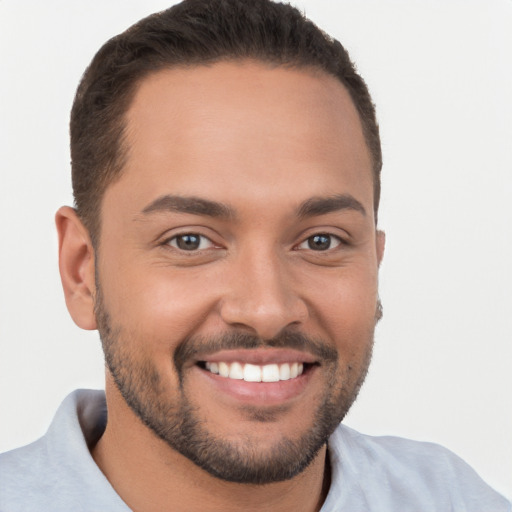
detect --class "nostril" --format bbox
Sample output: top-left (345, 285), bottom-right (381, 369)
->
top-left (219, 283), bottom-right (308, 340)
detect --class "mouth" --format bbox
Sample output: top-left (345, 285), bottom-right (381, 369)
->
top-left (198, 360), bottom-right (311, 382)
top-left (191, 348), bottom-right (320, 405)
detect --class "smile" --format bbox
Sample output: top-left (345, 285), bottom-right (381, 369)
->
top-left (193, 350), bottom-right (318, 404)
top-left (203, 361), bottom-right (305, 382)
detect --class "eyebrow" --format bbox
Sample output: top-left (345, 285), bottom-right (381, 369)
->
top-left (141, 195), bottom-right (235, 219)
top-left (297, 194), bottom-right (366, 218)
top-left (140, 193), bottom-right (366, 221)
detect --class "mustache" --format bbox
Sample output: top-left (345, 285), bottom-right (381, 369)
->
top-left (174, 330), bottom-right (338, 371)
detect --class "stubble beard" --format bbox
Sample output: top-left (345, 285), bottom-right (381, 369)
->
top-left (94, 284), bottom-right (375, 484)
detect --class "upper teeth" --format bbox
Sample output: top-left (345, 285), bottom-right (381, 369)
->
top-left (205, 361), bottom-right (304, 382)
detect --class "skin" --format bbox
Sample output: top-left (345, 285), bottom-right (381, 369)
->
top-left (56, 61), bottom-right (385, 512)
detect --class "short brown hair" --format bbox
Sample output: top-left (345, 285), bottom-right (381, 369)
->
top-left (70, 0), bottom-right (381, 245)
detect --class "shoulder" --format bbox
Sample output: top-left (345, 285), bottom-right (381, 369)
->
top-left (323, 424), bottom-right (511, 512)
top-left (0, 390), bottom-right (128, 512)
top-left (0, 435), bottom-right (62, 512)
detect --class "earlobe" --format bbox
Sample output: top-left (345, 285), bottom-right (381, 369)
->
top-left (55, 206), bottom-right (97, 330)
top-left (376, 230), bottom-right (386, 266)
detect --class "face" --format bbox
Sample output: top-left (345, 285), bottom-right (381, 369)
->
top-left (94, 61), bottom-right (383, 483)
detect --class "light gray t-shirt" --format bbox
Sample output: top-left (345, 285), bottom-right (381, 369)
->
top-left (1, 390), bottom-right (510, 511)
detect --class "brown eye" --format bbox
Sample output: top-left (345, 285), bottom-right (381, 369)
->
top-left (297, 233), bottom-right (342, 251)
top-left (168, 234), bottom-right (213, 251)
top-left (308, 234), bottom-right (331, 250)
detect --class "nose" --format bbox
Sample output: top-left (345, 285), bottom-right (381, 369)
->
top-left (219, 247), bottom-right (308, 340)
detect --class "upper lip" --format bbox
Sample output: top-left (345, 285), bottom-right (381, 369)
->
top-left (195, 348), bottom-right (318, 366)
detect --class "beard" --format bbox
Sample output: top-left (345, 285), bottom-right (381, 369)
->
top-left (94, 284), bottom-right (375, 484)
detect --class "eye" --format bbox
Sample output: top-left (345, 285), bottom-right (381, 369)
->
top-left (298, 233), bottom-right (342, 251)
top-left (167, 233), bottom-right (214, 251)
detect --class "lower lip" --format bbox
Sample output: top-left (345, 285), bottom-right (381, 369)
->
top-left (193, 365), bottom-right (316, 406)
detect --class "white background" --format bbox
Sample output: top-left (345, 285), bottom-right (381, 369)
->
top-left (1, 0), bottom-right (511, 500)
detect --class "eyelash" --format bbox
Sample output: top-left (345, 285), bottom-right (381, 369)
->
top-left (296, 233), bottom-right (344, 252)
top-left (163, 232), bottom-right (346, 253)
top-left (165, 233), bottom-right (216, 251)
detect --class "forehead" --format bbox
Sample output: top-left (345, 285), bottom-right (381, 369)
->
top-left (112, 60), bottom-right (373, 217)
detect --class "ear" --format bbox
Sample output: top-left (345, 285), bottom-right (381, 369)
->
top-left (55, 206), bottom-right (97, 330)
top-left (376, 229), bottom-right (386, 267)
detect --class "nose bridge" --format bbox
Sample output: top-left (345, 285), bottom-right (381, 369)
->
top-left (220, 242), bottom-right (307, 338)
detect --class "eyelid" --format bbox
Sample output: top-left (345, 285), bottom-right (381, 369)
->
top-left (296, 233), bottom-right (344, 251)
top-left (156, 225), bottom-right (226, 251)
top-left (165, 233), bottom-right (216, 251)
top-left (294, 225), bottom-right (351, 248)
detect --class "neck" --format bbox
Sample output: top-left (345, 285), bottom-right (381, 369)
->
top-left (92, 381), bottom-right (330, 512)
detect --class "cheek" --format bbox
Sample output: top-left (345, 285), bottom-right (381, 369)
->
top-left (305, 266), bottom-right (379, 347)
top-left (101, 264), bottom-right (221, 354)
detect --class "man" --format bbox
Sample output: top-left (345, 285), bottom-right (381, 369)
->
top-left (0, 0), bottom-right (510, 510)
